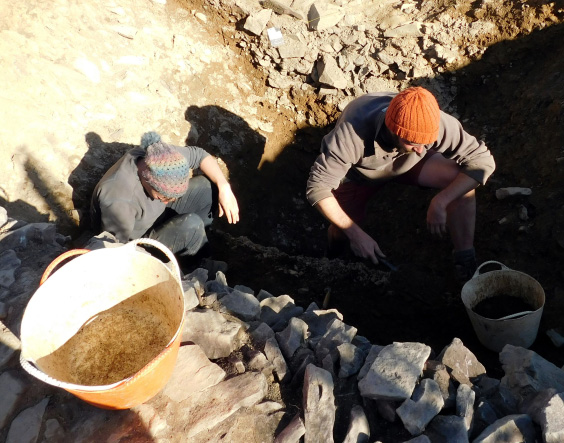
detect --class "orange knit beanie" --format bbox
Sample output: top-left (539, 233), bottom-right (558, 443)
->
top-left (384, 87), bottom-right (440, 144)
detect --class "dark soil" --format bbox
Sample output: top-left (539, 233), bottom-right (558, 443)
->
top-left (473, 294), bottom-right (536, 319)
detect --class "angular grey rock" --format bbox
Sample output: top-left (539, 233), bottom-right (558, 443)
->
top-left (303, 364), bottom-right (335, 443)
top-left (299, 307), bottom-right (342, 338)
top-left (375, 399), bottom-right (397, 423)
top-left (519, 388), bottom-right (557, 424)
top-left (254, 400), bottom-right (283, 415)
top-left (182, 309), bottom-right (243, 359)
top-left (257, 289), bottom-right (274, 301)
top-left (1, 321), bottom-right (21, 367)
top-left (179, 372), bottom-right (268, 438)
top-left (0, 206), bottom-right (7, 228)
top-left (260, 294), bottom-right (303, 330)
top-left (384, 22), bottom-right (423, 38)
top-left (0, 250), bottom-right (20, 289)
top-left (265, 337), bottom-right (290, 383)
top-left (315, 318), bottom-right (357, 363)
top-left (404, 436), bottom-right (431, 443)
top-left (541, 392), bottom-right (564, 443)
top-left (495, 187), bottom-right (532, 200)
top-left (317, 55), bottom-right (348, 89)
top-left (220, 288), bottom-right (261, 321)
top-left (44, 418), bottom-right (65, 441)
top-left (358, 345), bottom-right (385, 381)
top-left (397, 379), bottom-right (444, 435)
top-left (337, 342), bottom-right (364, 378)
top-left (274, 413), bottom-right (305, 443)
top-left (290, 348), bottom-right (316, 387)
top-left (473, 375), bottom-right (501, 398)
top-left (456, 383), bottom-right (475, 433)
top-left (500, 344), bottom-right (564, 400)
top-left (473, 414), bottom-right (536, 443)
top-left (278, 35), bottom-right (307, 59)
top-left (245, 347), bottom-right (273, 377)
top-left (0, 371), bottom-right (26, 428)
top-left (251, 322), bottom-right (276, 346)
top-left (359, 342), bottom-right (431, 401)
top-left (438, 337), bottom-right (485, 385)
top-left (427, 415), bottom-right (469, 443)
top-left (423, 360), bottom-right (457, 409)
top-left (474, 399), bottom-right (499, 436)
top-left (6, 397), bottom-right (49, 443)
top-left (161, 344), bottom-right (226, 402)
top-left (308, 3), bottom-right (344, 31)
top-left (343, 405), bottom-right (370, 443)
top-left (275, 317), bottom-right (309, 360)
top-left (243, 9), bottom-right (272, 36)
top-left (184, 267), bottom-right (209, 288)
top-left (181, 280), bottom-right (201, 310)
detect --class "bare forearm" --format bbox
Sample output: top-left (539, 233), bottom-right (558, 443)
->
top-left (434, 173), bottom-right (479, 208)
top-left (199, 155), bottom-right (230, 190)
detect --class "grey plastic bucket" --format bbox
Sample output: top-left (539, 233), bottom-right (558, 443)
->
top-left (461, 261), bottom-right (545, 353)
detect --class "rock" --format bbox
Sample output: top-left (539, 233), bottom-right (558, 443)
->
top-left (0, 206), bottom-right (7, 228)
top-left (358, 342), bottom-right (431, 401)
top-left (495, 187), bottom-right (532, 200)
top-left (179, 372), bottom-right (268, 438)
top-left (541, 392), bottom-right (564, 443)
top-left (500, 344), bottom-right (564, 400)
top-left (0, 371), bottom-right (27, 429)
top-left (243, 9), bottom-right (272, 36)
top-left (6, 398), bottom-right (49, 443)
top-left (337, 342), bottom-right (364, 378)
top-left (251, 322), bottom-right (276, 346)
top-left (0, 250), bottom-right (21, 289)
top-left (308, 3), bottom-right (344, 31)
top-left (182, 280), bottom-right (201, 310)
top-left (303, 364), bottom-right (335, 443)
top-left (182, 309), bottom-right (243, 359)
top-left (427, 415), bottom-right (469, 442)
top-left (0, 322), bottom-right (21, 368)
top-left (299, 307), bottom-right (343, 338)
top-left (0, 223), bottom-right (58, 250)
top-left (275, 317), bottom-right (309, 360)
top-left (342, 405), bottom-right (370, 443)
top-left (265, 337), bottom-right (290, 383)
top-left (472, 414), bottom-right (536, 443)
top-left (546, 328), bottom-right (564, 347)
top-left (456, 383), bottom-right (475, 433)
top-left (260, 294), bottom-right (303, 330)
top-left (437, 337), bottom-right (486, 385)
top-left (161, 344), bottom-right (226, 402)
top-left (278, 35), bottom-right (307, 59)
top-left (274, 413), bottom-right (305, 443)
top-left (473, 399), bottom-right (499, 436)
top-left (519, 388), bottom-right (557, 424)
top-left (423, 360), bottom-right (457, 409)
top-left (397, 378), bottom-right (444, 435)
top-left (384, 22), bottom-right (423, 38)
top-left (315, 318), bottom-right (357, 363)
top-left (357, 345), bottom-right (384, 381)
top-left (220, 287), bottom-right (261, 321)
top-left (317, 55), bottom-right (348, 89)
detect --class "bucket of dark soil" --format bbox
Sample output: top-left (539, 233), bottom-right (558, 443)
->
top-left (461, 261), bottom-right (545, 353)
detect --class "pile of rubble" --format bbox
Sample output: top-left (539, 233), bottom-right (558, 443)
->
top-left (227, 0), bottom-right (499, 114)
top-left (1, 206), bottom-right (564, 442)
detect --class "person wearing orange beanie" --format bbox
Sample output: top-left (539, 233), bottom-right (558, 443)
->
top-left (306, 87), bottom-right (496, 282)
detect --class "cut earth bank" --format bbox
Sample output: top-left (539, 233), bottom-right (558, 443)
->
top-left (1, 0), bottom-right (564, 441)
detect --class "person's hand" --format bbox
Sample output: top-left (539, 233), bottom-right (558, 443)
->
top-left (347, 228), bottom-right (385, 266)
top-left (427, 196), bottom-right (448, 236)
top-left (218, 183), bottom-right (239, 224)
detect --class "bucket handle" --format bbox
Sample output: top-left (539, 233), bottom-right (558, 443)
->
top-left (471, 260), bottom-right (511, 279)
top-left (40, 249), bottom-right (91, 285)
top-left (129, 238), bottom-right (182, 284)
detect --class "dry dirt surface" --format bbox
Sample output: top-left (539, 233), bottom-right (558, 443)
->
top-left (1, 0), bottom-right (564, 413)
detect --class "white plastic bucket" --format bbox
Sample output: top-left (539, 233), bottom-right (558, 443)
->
top-left (461, 261), bottom-right (545, 353)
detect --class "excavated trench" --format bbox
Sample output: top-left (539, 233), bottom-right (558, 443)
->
top-left (59, 2), bottom-right (564, 381)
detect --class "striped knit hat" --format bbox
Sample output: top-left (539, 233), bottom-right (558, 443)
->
top-left (385, 87), bottom-right (441, 144)
top-left (140, 132), bottom-right (190, 199)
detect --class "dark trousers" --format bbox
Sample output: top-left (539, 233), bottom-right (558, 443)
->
top-left (148, 175), bottom-right (215, 257)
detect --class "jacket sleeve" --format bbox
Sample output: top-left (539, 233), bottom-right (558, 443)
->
top-left (433, 113), bottom-right (496, 185)
top-left (99, 200), bottom-right (138, 243)
top-left (306, 121), bottom-right (364, 206)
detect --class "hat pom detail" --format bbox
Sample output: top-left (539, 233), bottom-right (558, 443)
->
top-left (140, 131), bottom-right (162, 150)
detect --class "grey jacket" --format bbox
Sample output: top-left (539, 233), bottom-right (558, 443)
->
top-left (91, 145), bottom-right (209, 242)
top-left (306, 92), bottom-right (496, 206)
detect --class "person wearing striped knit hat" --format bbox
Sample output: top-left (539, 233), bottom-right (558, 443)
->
top-left (91, 131), bottom-right (239, 258)
top-left (306, 87), bottom-right (496, 283)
